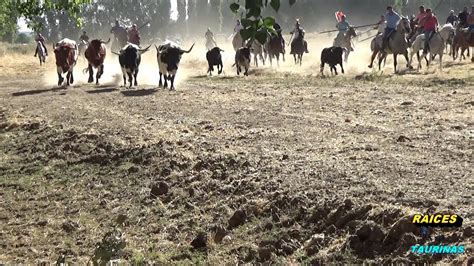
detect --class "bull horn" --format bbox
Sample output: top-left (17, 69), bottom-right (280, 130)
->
top-left (155, 44), bottom-right (159, 52)
top-left (112, 51), bottom-right (121, 55)
top-left (138, 44), bottom-right (152, 53)
top-left (101, 38), bottom-right (111, 44)
top-left (179, 43), bottom-right (195, 54)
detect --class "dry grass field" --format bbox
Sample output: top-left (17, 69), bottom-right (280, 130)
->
top-left (0, 35), bottom-right (473, 264)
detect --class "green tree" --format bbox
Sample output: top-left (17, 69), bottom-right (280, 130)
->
top-left (230, 0), bottom-right (296, 44)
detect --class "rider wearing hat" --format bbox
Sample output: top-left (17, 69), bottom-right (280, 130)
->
top-left (34, 32), bottom-right (48, 57)
top-left (290, 19), bottom-right (309, 53)
top-left (205, 28), bottom-right (217, 50)
top-left (446, 10), bottom-right (458, 26)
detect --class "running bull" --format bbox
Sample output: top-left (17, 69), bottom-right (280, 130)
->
top-left (84, 38), bottom-right (110, 84)
top-left (156, 41), bottom-right (194, 90)
top-left (113, 43), bottom-right (151, 88)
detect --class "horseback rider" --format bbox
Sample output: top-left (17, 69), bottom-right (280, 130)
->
top-left (422, 8), bottom-right (439, 55)
top-left (335, 15), bottom-right (353, 51)
top-left (273, 22), bottom-right (285, 47)
top-left (458, 7), bottom-right (469, 28)
top-left (375, 15), bottom-right (387, 35)
top-left (414, 5), bottom-right (427, 35)
top-left (205, 28), bottom-right (217, 50)
top-left (290, 19), bottom-right (309, 53)
top-left (111, 20), bottom-right (127, 47)
top-left (446, 10), bottom-right (458, 26)
top-left (127, 24), bottom-right (141, 46)
top-left (79, 31), bottom-right (89, 43)
top-left (34, 32), bottom-right (48, 57)
top-left (234, 19), bottom-right (244, 34)
top-left (468, 6), bottom-right (474, 40)
top-left (382, 6), bottom-right (401, 50)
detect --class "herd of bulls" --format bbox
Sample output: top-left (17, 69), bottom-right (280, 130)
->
top-left (52, 38), bottom-right (195, 90)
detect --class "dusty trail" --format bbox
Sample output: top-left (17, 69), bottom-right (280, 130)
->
top-left (0, 35), bottom-right (473, 264)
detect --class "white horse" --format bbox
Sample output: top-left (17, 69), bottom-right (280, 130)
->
top-left (369, 17), bottom-right (411, 73)
top-left (36, 41), bottom-right (46, 66)
top-left (410, 24), bottom-right (455, 71)
top-left (333, 27), bottom-right (357, 62)
top-left (232, 32), bottom-right (244, 52)
top-left (250, 40), bottom-right (265, 67)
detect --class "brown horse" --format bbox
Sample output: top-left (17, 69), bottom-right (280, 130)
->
top-left (453, 28), bottom-right (473, 62)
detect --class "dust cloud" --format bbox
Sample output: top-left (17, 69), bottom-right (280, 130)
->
top-left (41, 30), bottom-right (404, 87)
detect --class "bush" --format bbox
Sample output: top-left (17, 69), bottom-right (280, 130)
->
top-left (15, 32), bottom-right (32, 44)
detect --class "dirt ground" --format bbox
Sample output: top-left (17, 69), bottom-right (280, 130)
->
top-left (0, 34), bottom-right (473, 264)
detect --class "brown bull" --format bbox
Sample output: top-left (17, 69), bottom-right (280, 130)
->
top-left (84, 38), bottom-right (110, 84)
top-left (54, 39), bottom-right (78, 86)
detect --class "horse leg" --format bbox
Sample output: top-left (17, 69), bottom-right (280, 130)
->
top-left (368, 50), bottom-right (378, 68)
top-left (439, 54), bottom-right (443, 71)
top-left (276, 54), bottom-right (280, 67)
top-left (299, 54), bottom-right (303, 66)
top-left (378, 53), bottom-right (385, 71)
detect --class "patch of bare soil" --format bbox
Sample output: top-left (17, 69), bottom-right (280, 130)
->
top-left (0, 43), bottom-right (473, 264)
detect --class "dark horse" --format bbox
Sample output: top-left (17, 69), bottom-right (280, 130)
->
top-left (266, 34), bottom-right (285, 66)
top-left (291, 28), bottom-right (306, 65)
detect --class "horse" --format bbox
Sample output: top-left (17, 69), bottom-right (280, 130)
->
top-left (232, 32), bottom-right (244, 52)
top-left (410, 24), bottom-right (455, 71)
top-left (453, 27), bottom-right (473, 62)
top-left (36, 41), bottom-right (46, 66)
top-left (369, 17), bottom-right (411, 73)
top-left (266, 34), bottom-right (285, 66)
top-left (78, 40), bottom-right (88, 60)
top-left (290, 28), bottom-right (306, 66)
top-left (333, 27), bottom-right (357, 62)
top-left (250, 40), bottom-right (265, 67)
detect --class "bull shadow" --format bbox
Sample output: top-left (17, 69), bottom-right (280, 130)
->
top-left (86, 86), bottom-right (118, 94)
top-left (12, 86), bottom-right (66, 97)
top-left (120, 88), bottom-right (157, 97)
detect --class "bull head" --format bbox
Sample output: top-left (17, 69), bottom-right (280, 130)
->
top-left (179, 43), bottom-right (195, 54)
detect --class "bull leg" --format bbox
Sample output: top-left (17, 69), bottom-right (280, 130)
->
top-left (299, 54), bottom-right (303, 66)
top-left (97, 65), bottom-right (104, 85)
top-left (170, 75), bottom-right (176, 90)
top-left (244, 66), bottom-right (249, 76)
top-left (127, 72), bottom-right (133, 88)
top-left (340, 62), bottom-right (344, 74)
top-left (236, 65), bottom-right (240, 76)
top-left (320, 62), bottom-right (325, 75)
top-left (276, 54), bottom-right (280, 67)
top-left (159, 72), bottom-right (163, 87)
top-left (208, 64), bottom-right (212, 76)
top-left (134, 69), bottom-right (138, 86)
top-left (66, 72), bottom-right (71, 86)
top-left (163, 74), bottom-right (168, 88)
top-left (218, 62), bottom-right (223, 74)
top-left (294, 54), bottom-right (297, 64)
top-left (58, 74), bottom-right (63, 86)
top-left (88, 64), bottom-right (94, 83)
top-left (393, 54), bottom-right (398, 74)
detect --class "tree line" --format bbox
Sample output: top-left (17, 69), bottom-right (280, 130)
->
top-left (0, 0), bottom-right (471, 44)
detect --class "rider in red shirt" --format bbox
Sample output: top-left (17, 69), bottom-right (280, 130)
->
top-left (127, 24), bottom-right (141, 46)
top-left (34, 32), bottom-right (48, 57)
top-left (421, 8), bottom-right (438, 54)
